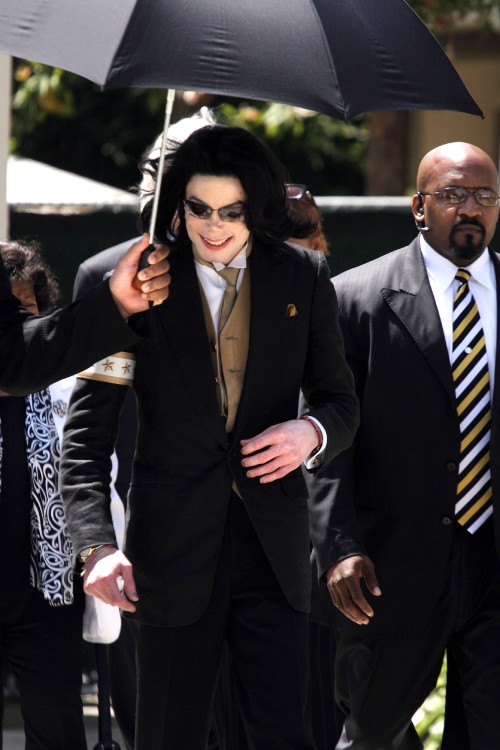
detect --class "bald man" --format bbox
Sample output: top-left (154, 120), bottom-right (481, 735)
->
top-left (308, 143), bottom-right (500, 748)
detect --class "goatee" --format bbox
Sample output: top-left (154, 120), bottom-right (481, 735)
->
top-left (449, 223), bottom-right (486, 262)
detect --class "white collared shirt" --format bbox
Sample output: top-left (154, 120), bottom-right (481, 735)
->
top-left (420, 236), bottom-right (497, 395)
top-left (194, 245), bottom-right (247, 331)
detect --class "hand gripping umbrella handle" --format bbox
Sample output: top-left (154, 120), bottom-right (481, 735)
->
top-left (138, 244), bottom-right (155, 272)
top-left (132, 242), bottom-right (156, 291)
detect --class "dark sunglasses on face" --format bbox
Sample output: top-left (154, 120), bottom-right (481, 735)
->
top-left (418, 187), bottom-right (499, 207)
top-left (286, 183), bottom-right (317, 206)
top-left (183, 199), bottom-right (247, 222)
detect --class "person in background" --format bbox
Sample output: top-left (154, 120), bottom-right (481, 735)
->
top-left (0, 239), bottom-right (86, 750)
top-left (0, 235), bottom-right (170, 395)
top-left (60, 124), bottom-right (358, 750)
top-left (286, 183), bottom-right (329, 255)
top-left (71, 237), bottom-right (140, 750)
top-left (309, 142), bottom-right (500, 749)
top-left (287, 184), bottom-right (346, 750)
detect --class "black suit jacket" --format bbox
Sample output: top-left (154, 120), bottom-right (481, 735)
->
top-left (309, 238), bottom-right (500, 641)
top-left (73, 240), bottom-right (140, 502)
top-left (0, 256), bottom-right (140, 395)
top-left (61, 239), bottom-right (359, 627)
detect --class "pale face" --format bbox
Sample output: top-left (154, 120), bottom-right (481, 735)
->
top-left (184, 175), bottom-right (250, 265)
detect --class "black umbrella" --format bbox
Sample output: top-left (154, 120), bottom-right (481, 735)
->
top-left (0, 0), bottom-right (481, 119)
top-left (1, 0), bottom-right (482, 241)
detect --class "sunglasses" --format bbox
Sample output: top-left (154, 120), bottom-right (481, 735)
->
top-left (183, 199), bottom-right (247, 222)
top-left (286, 183), bottom-right (317, 207)
top-left (418, 187), bottom-right (499, 208)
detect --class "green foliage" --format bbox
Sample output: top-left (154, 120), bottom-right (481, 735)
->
top-left (11, 59), bottom-right (167, 190)
top-left (10, 56), bottom-right (369, 194)
top-left (407, 0), bottom-right (500, 27)
top-left (216, 101), bottom-right (368, 195)
top-left (414, 659), bottom-right (447, 749)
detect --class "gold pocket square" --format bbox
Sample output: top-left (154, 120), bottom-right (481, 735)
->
top-left (286, 304), bottom-right (299, 318)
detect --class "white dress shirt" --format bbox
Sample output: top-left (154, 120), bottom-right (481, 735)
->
top-left (420, 236), bottom-right (497, 396)
top-left (194, 245), bottom-right (247, 332)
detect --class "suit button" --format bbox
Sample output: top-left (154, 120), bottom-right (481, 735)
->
top-left (441, 516), bottom-right (453, 526)
top-left (446, 462), bottom-right (458, 473)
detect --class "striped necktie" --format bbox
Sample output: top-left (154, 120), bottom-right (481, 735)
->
top-left (452, 268), bottom-right (493, 533)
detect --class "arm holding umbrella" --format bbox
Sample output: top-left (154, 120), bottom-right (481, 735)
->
top-left (0, 235), bottom-right (170, 394)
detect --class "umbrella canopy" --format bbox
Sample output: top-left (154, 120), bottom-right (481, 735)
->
top-left (1, 0), bottom-right (482, 119)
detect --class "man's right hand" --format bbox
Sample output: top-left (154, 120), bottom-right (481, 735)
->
top-left (326, 554), bottom-right (381, 625)
top-left (83, 548), bottom-right (139, 613)
top-left (109, 234), bottom-right (171, 317)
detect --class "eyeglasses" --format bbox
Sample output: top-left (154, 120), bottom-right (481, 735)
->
top-left (286, 183), bottom-right (317, 207)
top-left (183, 199), bottom-right (247, 222)
top-left (418, 187), bottom-right (499, 207)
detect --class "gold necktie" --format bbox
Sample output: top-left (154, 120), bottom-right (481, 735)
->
top-left (452, 268), bottom-right (493, 533)
top-left (217, 267), bottom-right (240, 332)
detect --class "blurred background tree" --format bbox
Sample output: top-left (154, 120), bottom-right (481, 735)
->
top-left (9, 0), bottom-right (499, 197)
top-left (365, 0), bottom-right (500, 194)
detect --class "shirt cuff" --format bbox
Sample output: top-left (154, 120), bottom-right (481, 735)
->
top-left (302, 415), bottom-right (327, 470)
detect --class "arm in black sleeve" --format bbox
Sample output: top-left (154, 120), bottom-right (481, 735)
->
top-left (0, 257), bottom-right (140, 395)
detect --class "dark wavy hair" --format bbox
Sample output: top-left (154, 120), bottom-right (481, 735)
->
top-left (139, 125), bottom-right (315, 247)
top-left (0, 240), bottom-right (60, 314)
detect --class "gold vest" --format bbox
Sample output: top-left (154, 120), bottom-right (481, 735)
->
top-left (199, 267), bottom-right (250, 433)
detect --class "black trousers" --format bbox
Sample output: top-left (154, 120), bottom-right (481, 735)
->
top-left (107, 617), bottom-right (139, 750)
top-left (334, 521), bottom-right (500, 750)
top-left (134, 493), bottom-right (317, 750)
top-left (0, 583), bottom-right (86, 750)
top-left (441, 649), bottom-right (469, 750)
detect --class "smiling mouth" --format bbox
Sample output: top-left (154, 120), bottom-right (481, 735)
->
top-left (201, 235), bottom-right (231, 247)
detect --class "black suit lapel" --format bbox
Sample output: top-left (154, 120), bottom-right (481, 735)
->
top-left (381, 240), bottom-right (455, 404)
top-left (489, 249), bottom-right (500, 413)
top-left (156, 249), bottom-right (227, 446)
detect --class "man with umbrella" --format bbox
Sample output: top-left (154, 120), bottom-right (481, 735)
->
top-left (60, 124), bottom-right (359, 750)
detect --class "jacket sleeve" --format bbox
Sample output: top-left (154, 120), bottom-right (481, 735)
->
top-left (60, 374), bottom-right (129, 563)
top-left (0, 258), bottom-right (140, 395)
top-left (301, 253), bottom-right (359, 468)
top-left (306, 272), bottom-right (367, 579)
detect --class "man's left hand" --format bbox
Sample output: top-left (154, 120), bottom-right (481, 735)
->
top-left (240, 419), bottom-right (319, 482)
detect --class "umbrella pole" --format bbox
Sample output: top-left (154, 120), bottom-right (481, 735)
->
top-left (139, 88), bottom-right (176, 269)
top-left (148, 87), bottom-right (176, 241)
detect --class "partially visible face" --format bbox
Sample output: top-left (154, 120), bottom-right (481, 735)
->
top-left (11, 280), bottom-right (39, 314)
top-left (184, 175), bottom-right (250, 265)
top-left (413, 144), bottom-right (499, 266)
